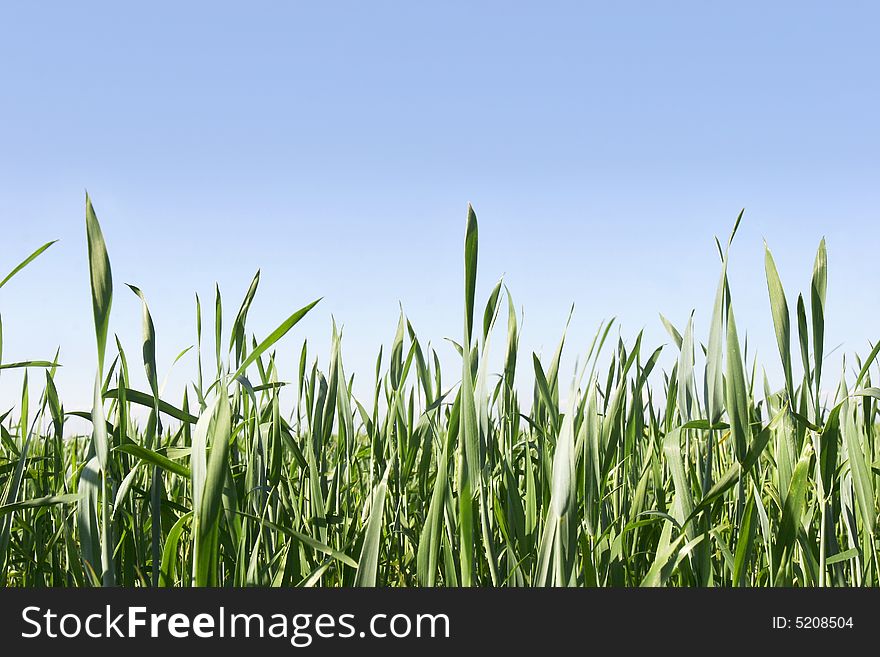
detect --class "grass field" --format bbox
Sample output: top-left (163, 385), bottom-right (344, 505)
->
top-left (1, 195), bottom-right (878, 587)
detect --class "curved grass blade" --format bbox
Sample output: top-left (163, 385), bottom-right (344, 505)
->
top-left (0, 240), bottom-right (58, 290)
top-left (354, 465), bottom-right (391, 586)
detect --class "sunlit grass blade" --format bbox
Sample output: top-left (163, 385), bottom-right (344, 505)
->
top-left (0, 239), bottom-right (58, 290)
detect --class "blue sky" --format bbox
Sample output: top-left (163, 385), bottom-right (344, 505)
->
top-left (1, 2), bottom-right (878, 416)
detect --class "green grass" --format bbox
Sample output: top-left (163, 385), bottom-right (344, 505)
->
top-left (1, 195), bottom-right (878, 587)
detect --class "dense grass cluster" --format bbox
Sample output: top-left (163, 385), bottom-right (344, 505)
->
top-left (1, 196), bottom-right (878, 587)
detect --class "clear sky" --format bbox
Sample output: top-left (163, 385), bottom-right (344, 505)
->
top-left (1, 2), bottom-right (878, 419)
